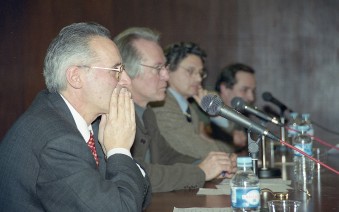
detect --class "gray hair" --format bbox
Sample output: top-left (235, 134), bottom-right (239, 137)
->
top-left (43, 22), bottom-right (111, 92)
top-left (114, 27), bottom-right (160, 78)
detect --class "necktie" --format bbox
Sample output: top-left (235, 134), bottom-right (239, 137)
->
top-left (88, 132), bottom-right (99, 166)
top-left (185, 106), bottom-right (192, 122)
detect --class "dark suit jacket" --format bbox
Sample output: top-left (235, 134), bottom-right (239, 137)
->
top-left (131, 106), bottom-right (205, 192)
top-left (0, 90), bottom-right (151, 211)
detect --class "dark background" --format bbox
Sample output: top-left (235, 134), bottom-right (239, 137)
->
top-left (1, 0), bottom-right (339, 144)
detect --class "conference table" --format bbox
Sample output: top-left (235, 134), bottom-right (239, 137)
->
top-left (145, 148), bottom-right (339, 212)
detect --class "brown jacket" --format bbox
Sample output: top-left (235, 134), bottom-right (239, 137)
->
top-left (131, 106), bottom-right (205, 192)
top-left (152, 92), bottom-right (233, 159)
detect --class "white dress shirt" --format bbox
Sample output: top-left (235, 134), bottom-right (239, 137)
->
top-left (60, 94), bottom-right (145, 176)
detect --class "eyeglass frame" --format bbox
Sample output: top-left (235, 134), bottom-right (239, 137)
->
top-left (77, 64), bottom-right (125, 81)
top-left (139, 63), bottom-right (167, 74)
top-left (179, 66), bottom-right (207, 79)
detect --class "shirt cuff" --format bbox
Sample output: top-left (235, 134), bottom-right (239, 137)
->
top-left (107, 148), bottom-right (132, 158)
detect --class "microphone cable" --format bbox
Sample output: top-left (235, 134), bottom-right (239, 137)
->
top-left (263, 92), bottom-right (339, 136)
top-left (279, 138), bottom-right (339, 175)
top-left (285, 126), bottom-right (339, 151)
top-left (310, 120), bottom-right (339, 136)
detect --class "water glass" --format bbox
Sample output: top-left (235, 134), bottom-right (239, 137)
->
top-left (268, 200), bottom-right (301, 212)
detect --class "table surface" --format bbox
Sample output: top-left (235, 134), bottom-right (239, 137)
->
top-left (145, 149), bottom-right (339, 212)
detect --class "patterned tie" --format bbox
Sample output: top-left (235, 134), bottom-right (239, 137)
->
top-left (185, 106), bottom-right (192, 123)
top-left (88, 132), bottom-right (99, 166)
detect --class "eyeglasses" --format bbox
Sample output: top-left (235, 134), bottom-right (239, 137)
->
top-left (139, 63), bottom-right (167, 74)
top-left (78, 65), bottom-right (125, 81)
top-left (179, 66), bottom-right (207, 79)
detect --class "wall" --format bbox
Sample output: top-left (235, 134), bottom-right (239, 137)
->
top-left (1, 0), bottom-right (338, 143)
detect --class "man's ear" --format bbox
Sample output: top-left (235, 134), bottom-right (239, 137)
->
top-left (66, 66), bottom-right (82, 89)
top-left (220, 83), bottom-right (231, 96)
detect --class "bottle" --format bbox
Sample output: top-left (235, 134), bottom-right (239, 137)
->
top-left (287, 112), bottom-right (301, 143)
top-left (301, 113), bottom-right (314, 137)
top-left (231, 157), bottom-right (260, 211)
top-left (292, 125), bottom-right (315, 185)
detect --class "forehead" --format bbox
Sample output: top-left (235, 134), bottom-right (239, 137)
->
top-left (89, 36), bottom-right (122, 64)
top-left (234, 71), bottom-right (256, 86)
top-left (179, 54), bottom-right (203, 67)
top-left (134, 39), bottom-right (165, 62)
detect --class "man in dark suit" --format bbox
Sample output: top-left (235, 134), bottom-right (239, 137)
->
top-left (0, 22), bottom-right (151, 211)
top-left (114, 27), bottom-right (237, 192)
top-left (211, 63), bottom-right (256, 153)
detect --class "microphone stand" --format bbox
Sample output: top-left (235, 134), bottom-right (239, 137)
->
top-left (258, 107), bottom-right (287, 178)
top-left (256, 107), bottom-right (286, 178)
top-left (247, 132), bottom-right (260, 176)
top-left (280, 117), bottom-right (288, 180)
top-left (258, 133), bottom-right (282, 178)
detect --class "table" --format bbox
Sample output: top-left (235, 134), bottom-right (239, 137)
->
top-left (145, 150), bottom-right (339, 212)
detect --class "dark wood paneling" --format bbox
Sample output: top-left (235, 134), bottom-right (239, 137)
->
top-left (1, 0), bottom-right (338, 143)
top-left (0, 0), bottom-right (27, 139)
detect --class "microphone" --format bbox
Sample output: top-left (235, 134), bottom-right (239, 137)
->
top-left (201, 94), bottom-right (280, 142)
top-left (262, 92), bottom-right (293, 113)
top-left (231, 97), bottom-right (282, 126)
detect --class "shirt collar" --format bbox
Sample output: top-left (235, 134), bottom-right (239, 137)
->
top-left (134, 103), bottom-right (146, 127)
top-left (210, 116), bottom-right (231, 128)
top-left (60, 94), bottom-right (92, 142)
top-left (168, 87), bottom-right (189, 113)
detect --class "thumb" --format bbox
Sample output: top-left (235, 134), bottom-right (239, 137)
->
top-left (98, 115), bottom-right (107, 147)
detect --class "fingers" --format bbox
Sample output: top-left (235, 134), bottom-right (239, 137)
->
top-left (230, 153), bottom-right (238, 161)
top-left (108, 87), bottom-right (131, 121)
top-left (233, 130), bottom-right (247, 147)
top-left (200, 152), bottom-right (237, 180)
top-left (217, 171), bottom-right (234, 179)
top-left (122, 89), bottom-right (135, 132)
top-left (101, 87), bottom-right (136, 152)
top-left (211, 152), bottom-right (237, 176)
top-left (98, 114), bottom-right (107, 154)
top-left (129, 98), bottom-right (135, 126)
top-left (99, 114), bottom-right (107, 132)
top-left (108, 88), bottom-right (119, 121)
top-left (224, 172), bottom-right (235, 178)
top-left (122, 88), bottom-right (135, 127)
top-left (207, 151), bottom-right (232, 163)
top-left (192, 88), bottom-right (207, 105)
top-left (98, 114), bottom-right (107, 140)
top-left (122, 88), bottom-right (130, 123)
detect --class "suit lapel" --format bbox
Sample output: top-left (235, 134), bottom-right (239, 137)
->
top-left (46, 91), bottom-right (78, 131)
top-left (46, 91), bottom-right (106, 170)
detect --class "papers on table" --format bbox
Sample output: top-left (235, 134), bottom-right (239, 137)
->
top-left (174, 179), bottom-right (292, 211)
top-left (197, 178), bottom-right (292, 195)
top-left (173, 207), bottom-right (232, 212)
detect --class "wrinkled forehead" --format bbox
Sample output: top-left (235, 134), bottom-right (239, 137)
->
top-left (135, 39), bottom-right (165, 63)
top-left (89, 36), bottom-right (122, 64)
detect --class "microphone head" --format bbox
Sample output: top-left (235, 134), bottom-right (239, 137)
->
top-left (200, 94), bottom-right (223, 116)
top-left (231, 97), bottom-right (245, 111)
top-left (262, 92), bottom-right (273, 101)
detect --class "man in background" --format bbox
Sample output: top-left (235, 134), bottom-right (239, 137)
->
top-left (211, 63), bottom-right (256, 153)
top-left (114, 27), bottom-right (237, 192)
top-left (152, 42), bottom-right (234, 159)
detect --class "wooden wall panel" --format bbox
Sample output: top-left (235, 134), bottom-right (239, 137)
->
top-left (0, 0), bottom-right (26, 138)
top-left (1, 0), bottom-right (338, 144)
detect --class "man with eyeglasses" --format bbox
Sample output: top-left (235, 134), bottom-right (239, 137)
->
top-left (114, 28), bottom-right (237, 193)
top-left (0, 22), bottom-right (151, 211)
top-left (152, 42), bottom-right (235, 159)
